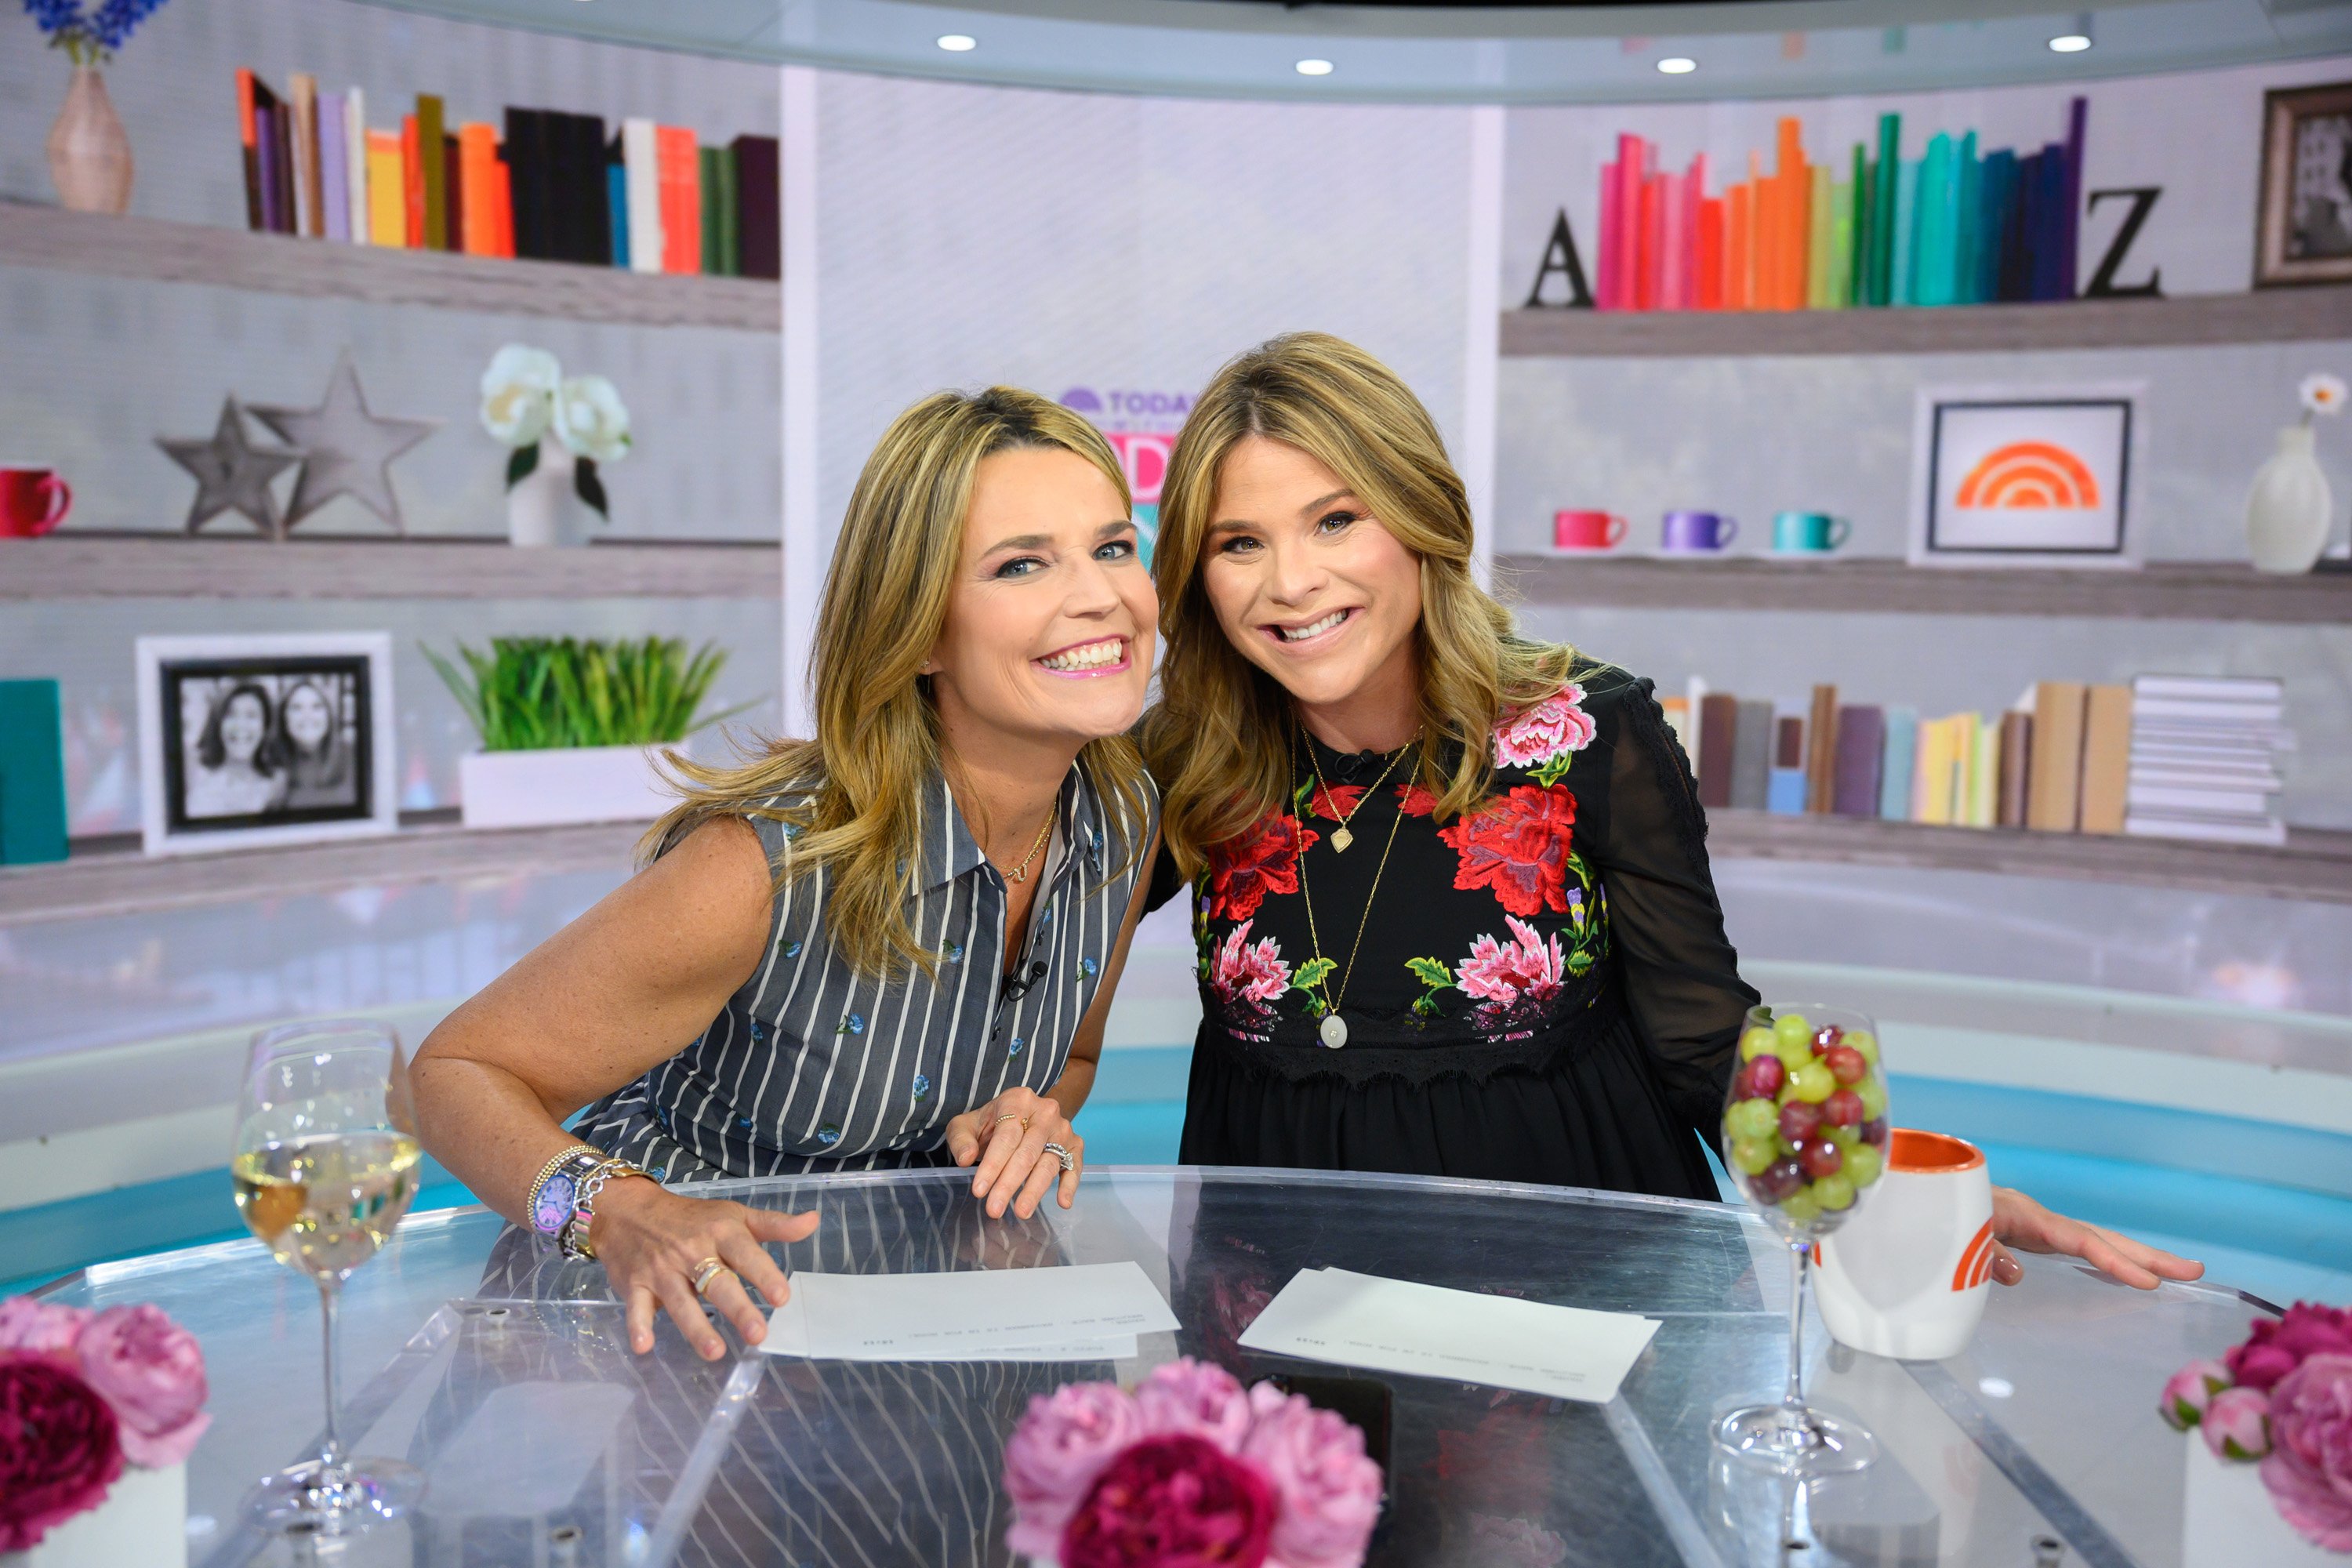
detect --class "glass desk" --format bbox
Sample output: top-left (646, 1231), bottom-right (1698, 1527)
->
top-left (40, 1167), bottom-right (2271, 1567)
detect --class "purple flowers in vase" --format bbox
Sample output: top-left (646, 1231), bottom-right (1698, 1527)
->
top-left (24, 0), bottom-right (171, 64)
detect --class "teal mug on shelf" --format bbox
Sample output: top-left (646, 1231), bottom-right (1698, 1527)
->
top-left (1773, 510), bottom-right (1851, 554)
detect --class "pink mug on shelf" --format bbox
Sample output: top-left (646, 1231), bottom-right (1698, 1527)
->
top-left (0, 467), bottom-right (72, 538)
top-left (1812, 1129), bottom-right (1995, 1361)
top-left (1553, 510), bottom-right (1628, 552)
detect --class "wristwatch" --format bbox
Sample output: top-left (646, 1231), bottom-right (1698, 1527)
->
top-left (527, 1145), bottom-right (603, 1236)
top-left (557, 1157), bottom-right (652, 1261)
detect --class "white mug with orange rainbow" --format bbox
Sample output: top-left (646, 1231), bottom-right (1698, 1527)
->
top-left (1811, 1130), bottom-right (1995, 1362)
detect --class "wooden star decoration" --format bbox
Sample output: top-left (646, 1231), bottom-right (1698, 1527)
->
top-left (155, 398), bottom-right (302, 536)
top-left (247, 353), bottom-right (441, 534)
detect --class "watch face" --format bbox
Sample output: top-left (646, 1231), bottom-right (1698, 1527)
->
top-left (535, 1171), bottom-right (579, 1234)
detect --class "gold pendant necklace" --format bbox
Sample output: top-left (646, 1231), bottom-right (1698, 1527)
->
top-left (1304, 730), bottom-right (1414, 853)
top-left (1000, 807), bottom-right (1055, 885)
top-left (1296, 729), bottom-right (1416, 1049)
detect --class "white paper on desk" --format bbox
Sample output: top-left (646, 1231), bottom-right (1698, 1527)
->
top-left (1238, 1267), bottom-right (1661, 1404)
top-left (761, 1261), bottom-right (1176, 1362)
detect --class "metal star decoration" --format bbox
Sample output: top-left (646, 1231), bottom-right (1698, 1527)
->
top-left (247, 352), bottom-right (441, 534)
top-left (155, 398), bottom-right (302, 535)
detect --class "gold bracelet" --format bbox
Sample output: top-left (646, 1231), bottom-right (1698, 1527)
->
top-left (525, 1144), bottom-right (601, 1236)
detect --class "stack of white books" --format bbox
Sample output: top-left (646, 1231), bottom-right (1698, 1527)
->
top-left (2122, 676), bottom-right (2292, 846)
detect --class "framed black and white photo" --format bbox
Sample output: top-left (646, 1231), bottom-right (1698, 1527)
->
top-left (136, 633), bottom-right (397, 856)
top-left (2257, 81), bottom-right (2352, 288)
top-left (1907, 383), bottom-right (2142, 568)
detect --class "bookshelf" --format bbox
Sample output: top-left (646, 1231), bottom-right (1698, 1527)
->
top-left (1496, 554), bottom-right (2350, 625)
top-left (1499, 289), bottom-right (2352, 358)
top-left (0, 203), bottom-right (779, 332)
top-left (1, 534), bottom-right (781, 601)
top-left (1, 811), bottom-right (644, 928)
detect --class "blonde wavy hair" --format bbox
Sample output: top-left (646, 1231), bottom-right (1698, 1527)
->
top-left (646, 387), bottom-right (1152, 979)
top-left (1142, 332), bottom-right (1575, 877)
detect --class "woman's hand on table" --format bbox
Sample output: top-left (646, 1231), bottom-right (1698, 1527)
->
top-left (946, 1087), bottom-right (1084, 1219)
top-left (1988, 1185), bottom-right (2204, 1290)
top-left (589, 1178), bottom-right (821, 1359)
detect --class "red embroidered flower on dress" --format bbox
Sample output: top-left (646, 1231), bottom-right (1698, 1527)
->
top-left (1396, 782), bottom-right (1439, 817)
top-left (1305, 784), bottom-right (1363, 821)
top-left (1493, 682), bottom-right (1596, 771)
top-left (1439, 784), bottom-right (1577, 917)
top-left (1204, 815), bottom-right (1318, 922)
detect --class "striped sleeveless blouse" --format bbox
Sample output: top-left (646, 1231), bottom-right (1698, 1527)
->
top-left (575, 760), bottom-right (1156, 1181)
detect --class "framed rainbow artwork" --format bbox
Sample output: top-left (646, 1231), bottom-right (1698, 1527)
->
top-left (1907, 382), bottom-right (2142, 568)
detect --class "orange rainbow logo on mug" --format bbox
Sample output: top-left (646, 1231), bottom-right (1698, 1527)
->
top-left (1951, 1218), bottom-right (1997, 1292)
top-left (1955, 441), bottom-right (2100, 510)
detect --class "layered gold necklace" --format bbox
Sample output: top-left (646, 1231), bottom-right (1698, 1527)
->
top-left (1295, 728), bottom-right (1417, 1049)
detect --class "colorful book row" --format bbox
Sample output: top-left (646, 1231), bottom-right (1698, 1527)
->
top-left (1594, 98), bottom-right (2086, 313)
top-left (234, 72), bottom-right (781, 280)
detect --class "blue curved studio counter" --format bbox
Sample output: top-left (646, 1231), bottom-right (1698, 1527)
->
top-left (4, 960), bottom-right (2349, 1305)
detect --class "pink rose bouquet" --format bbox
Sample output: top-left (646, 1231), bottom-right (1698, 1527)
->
top-left (0, 1294), bottom-right (209, 1551)
top-left (1004, 1358), bottom-right (1385, 1568)
top-left (2164, 1300), bottom-right (2352, 1552)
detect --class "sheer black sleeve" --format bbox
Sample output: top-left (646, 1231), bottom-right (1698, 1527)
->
top-left (1582, 670), bottom-right (1757, 1144)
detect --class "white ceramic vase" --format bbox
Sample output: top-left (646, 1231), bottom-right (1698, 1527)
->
top-left (0, 1460), bottom-right (185, 1568)
top-left (506, 434), bottom-right (583, 549)
top-left (2182, 1430), bottom-right (2339, 1566)
top-left (459, 744), bottom-right (672, 829)
top-left (2245, 424), bottom-right (2334, 575)
top-left (47, 65), bottom-right (133, 214)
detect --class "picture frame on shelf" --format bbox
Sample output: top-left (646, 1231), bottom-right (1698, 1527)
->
top-left (1907, 383), bottom-right (2143, 569)
top-left (2256, 81), bottom-right (2352, 289)
top-left (135, 632), bottom-right (397, 857)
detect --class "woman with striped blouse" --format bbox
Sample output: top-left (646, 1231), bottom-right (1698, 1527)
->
top-left (415, 387), bottom-right (1162, 1359)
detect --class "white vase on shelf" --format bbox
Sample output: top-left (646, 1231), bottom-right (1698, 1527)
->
top-left (505, 435), bottom-right (583, 549)
top-left (2245, 424), bottom-right (2333, 575)
top-left (0, 1460), bottom-right (185, 1568)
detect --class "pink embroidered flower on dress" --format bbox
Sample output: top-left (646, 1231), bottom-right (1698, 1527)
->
top-left (1492, 684), bottom-right (1595, 770)
top-left (1209, 921), bottom-right (1293, 1014)
top-left (1454, 918), bottom-right (1567, 1011)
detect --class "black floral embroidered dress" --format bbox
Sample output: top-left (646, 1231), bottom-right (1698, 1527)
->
top-left (1169, 665), bottom-right (1758, 1201)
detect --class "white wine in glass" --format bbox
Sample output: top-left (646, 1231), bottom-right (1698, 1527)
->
top-left (232, 1018), bottom-right (426, 1534)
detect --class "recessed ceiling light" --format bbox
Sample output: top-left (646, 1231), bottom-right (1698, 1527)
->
top-left (937, 34), bottom-right (977, 53)
top-left (2048, 33), bottom-right (2091, 53)
top-left (1657, 56), bottom-right (1698, 75)
top-left (1296, 59), bottom-right (1334, 77)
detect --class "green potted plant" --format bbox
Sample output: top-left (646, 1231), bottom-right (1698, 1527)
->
top-left (425, 636), bottom-right (749, 829)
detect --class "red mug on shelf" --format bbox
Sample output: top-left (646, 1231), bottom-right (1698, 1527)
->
top-left (1553, 510), bottom-right (1628, 552)
top-left (0, 468), bottom-right (72, 538)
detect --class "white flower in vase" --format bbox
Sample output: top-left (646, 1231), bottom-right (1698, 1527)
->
top-left (2298, 372), bottom-right (2347, 421)
top-left (479, 344), bottom-right (561, 448)
top-left (555, 375), bottom-right (633, 465)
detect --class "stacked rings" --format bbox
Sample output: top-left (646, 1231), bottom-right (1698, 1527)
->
top-left (691, 1258), bottom-right (734, 1296)
top-left (1041, 1141), bottom-right (1076, 1172)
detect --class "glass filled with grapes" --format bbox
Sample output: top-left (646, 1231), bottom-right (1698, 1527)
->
top-left (230, 1018), bottom-right (426, 1534)
top-left (1714, 1002), bottom-right (1890, 1474)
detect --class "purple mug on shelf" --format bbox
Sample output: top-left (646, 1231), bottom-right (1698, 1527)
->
top-left (1662, 510), bottom-right (1738, 553)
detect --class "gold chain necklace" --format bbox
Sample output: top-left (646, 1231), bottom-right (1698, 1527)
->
top-left (1000, 808), bottom-right (1055, 885)
top-left (1303, 731), bottom-right (1414, 853)
top-left (1295, 731), bottom-right (1415, 1050)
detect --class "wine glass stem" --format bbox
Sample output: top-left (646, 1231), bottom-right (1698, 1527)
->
top-left (1783, 1240), bottom-right (1809, 1417)
top-left (317, 1276), bottom-right (347, 1474)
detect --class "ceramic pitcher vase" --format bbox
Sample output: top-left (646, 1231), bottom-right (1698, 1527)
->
top-left (2245, 424), bottom-right (2333, 575)
top-left (47, 66), bottom-right (134, 214)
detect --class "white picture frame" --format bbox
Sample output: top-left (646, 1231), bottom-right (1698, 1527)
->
top-left (136, 632), bottom-right (398, 857)
top-left (1907, 382), bottom-right (2144, 568)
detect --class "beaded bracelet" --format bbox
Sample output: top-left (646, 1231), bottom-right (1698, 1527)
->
top-left (526, 1145), bottom-right (603, 1237)
top-left (557, 1158), bottom-right (652, 1261)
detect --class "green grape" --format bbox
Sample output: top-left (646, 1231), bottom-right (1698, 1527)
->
top-left (1813, 1173), bottom-right (1856, 1210)
top-left (1791, 1061), bottom-right (1837, 1103)
top-left (1740, 1028), bottom-right (1780, 1062)
top-left (1845, 1144), bottom-right (1885, 1188)
top-left (1825, 1123), bottom-right (1859, 1148)
top-left (1773, 1014), bottom-right (1813, 1049)
top-left (1856, 1075), bottom-right (1888, 1120)
top-left (1778, 1188), bottom-right (1822, 1226)
top-left (1732, 1138), bottom-right (1776, 1175)
top-left (1846, 1029), bottom-right (1878, 1065)
top-left (1774, 1034), bottom-right (1817, 1069)
top-left (1726, 1098), bottom-right (1778, 1142)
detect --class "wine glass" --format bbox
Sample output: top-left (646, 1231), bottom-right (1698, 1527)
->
top-left (231, 1018), bottom-right (428, 1534)
top-left (1713, 1002), bottom-right (1891, 1474)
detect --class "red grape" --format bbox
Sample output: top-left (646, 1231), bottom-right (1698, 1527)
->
top-left (1747, 1054), bottom-right (1787, 1098)
top-left (1822, 1088), bottom-right (1864, 1127)
top-left (1860, 1117), bottom-right (1889, 1147)
top-left (1812, 1024), bottom-right (1844, 1056)
top-left (1777, 1102), bottom-right (1823, 1144)
top-left (1823, 1045), bottom-right (1867, 1085)
top-left (1800, 1140), bottom-right (1845, 1179)
top-left (1754, 1158), bottom-right (1805, 1201)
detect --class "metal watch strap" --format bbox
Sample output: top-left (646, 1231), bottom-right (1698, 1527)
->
top-left (526, 1145), bottom-right (602, 1236)
top-left (557, 1158), bottom-right (651, 1261)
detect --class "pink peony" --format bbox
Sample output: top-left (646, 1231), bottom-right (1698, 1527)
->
top-left (1240, 1384), bottom-right (1383, 1568)
top-left (0, 1298), bottom-right (91, 1359)
top-left (1208, 921), bottom-right (1292, 1012)
top-left (2202, 1387), bottom-right (2272, 1461)
top-left (1492, 685), bottom-right (1595, 770)
top-left (74, 1305), bottom-right (209, 1469)
top-left (2261, 1352), bottom-right (2352, 1552)
top-left (1453, 917), bottom-right (1566, 1011)
top-left (1004, 1381), bottom-right (1145, 1559)
top-left (2229, 1302), bottom-right (2352, 1392)
top-left (0, 1353), bottom-right (124, 1552)
top-left (1134, 1359), bottom-right (1253, 1455)
top-left (1060, 1432), bottom-right (1274, 1568)
top-left (2161, 1358), bottom-right (2233, 1430)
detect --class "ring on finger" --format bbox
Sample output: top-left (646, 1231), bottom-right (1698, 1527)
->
top-left (1040, 1140), bottom-right (1076, 1173)
top-left (691, 1258), bottom-right (734, 1296)
top-left (996, 1113), bottom-right (1028, 1131)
